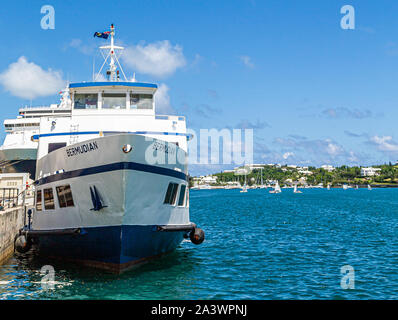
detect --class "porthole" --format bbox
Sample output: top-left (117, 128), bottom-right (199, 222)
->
top-left (122, 144), bottom-right (133, 153)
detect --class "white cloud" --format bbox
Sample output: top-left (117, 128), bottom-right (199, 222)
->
top-left (240, 55), bottom-right (254, 68)
top-left (325, 139), bottom-right (344, 156)
top-left (283, 152), bottom-right (294, 160)
top-left (155, 83), bottom-right (175, 114)
top-left (0, 56), bottom-right (65, 100)
top-left (369, 135), bottom-right (398, 152)
top-left (122, 41), bottom-right (186, 78)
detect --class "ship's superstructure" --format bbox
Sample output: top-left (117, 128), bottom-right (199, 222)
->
top-left (0, 90), bottom-right (72, 178)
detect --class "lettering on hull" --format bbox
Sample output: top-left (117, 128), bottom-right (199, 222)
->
top-left (66, 141), bottom-right (99, 157)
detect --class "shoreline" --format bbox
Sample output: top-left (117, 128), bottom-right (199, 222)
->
top-left (191, 184), bottom-right (398, 190)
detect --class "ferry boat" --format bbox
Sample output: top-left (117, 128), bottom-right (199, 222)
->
top-left (15, 24), bottom-right (204, 273)
top-left (0, 90), bottom-right (71, 179)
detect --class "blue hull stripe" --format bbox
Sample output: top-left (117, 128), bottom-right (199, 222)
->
top-left (32, 131), bottom-right (192, 140)
top-left (35, 161), bottom-right (187, 186)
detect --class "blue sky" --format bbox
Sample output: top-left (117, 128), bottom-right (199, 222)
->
top-left (1, 0), bottom-right (398, 175)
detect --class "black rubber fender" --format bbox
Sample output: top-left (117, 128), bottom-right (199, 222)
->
top-left (190, 228), bottom-right (205, 245)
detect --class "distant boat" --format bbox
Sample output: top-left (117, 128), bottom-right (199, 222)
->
top-left (269, 182), bottom-right (281, 194)
top-left (293, 184), bottom-right (302, 193)
top-left (368, 184), bottom-right (372, 190)
top-left (343, 184), bottom-right (348, 190)
top-left (355, 185), bottom-right (359, 190)
top-left (259, 167), bottom-right (266, 189)
top-left (327, 184), bottom-right (331, 190)
top-left (240, 170), bottom-right (248, 193)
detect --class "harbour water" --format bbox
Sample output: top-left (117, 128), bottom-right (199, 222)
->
top-left (1, 188), bottom-right (398, 300)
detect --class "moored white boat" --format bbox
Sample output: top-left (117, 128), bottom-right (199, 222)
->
top-left (15, 24), bottom-right (204, 273)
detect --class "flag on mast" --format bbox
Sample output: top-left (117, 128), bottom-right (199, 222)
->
top-left (93, 31), bottom-right (110, 39)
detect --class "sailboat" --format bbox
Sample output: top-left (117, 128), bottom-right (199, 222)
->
top-left (368, 184), bottom-right (372, 190)
top-left (355, 185), bottom-right (359, 190)
top-left (269, 181), bottom-right (281, 194)
top-left (259, 167), bottom-right (266, 189)
top-left (327, 183), bottom-right (331, 190)
top-left (293, 184), bottom-right (302, 193)
top-left (240, 171), bottom-right (248, 193)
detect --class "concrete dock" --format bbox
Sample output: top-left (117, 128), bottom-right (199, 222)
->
top-left (0, 206), bottom-right (25, 265)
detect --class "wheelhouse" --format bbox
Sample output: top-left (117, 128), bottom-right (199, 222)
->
top-left (69, 82), bottom-right (158, 115)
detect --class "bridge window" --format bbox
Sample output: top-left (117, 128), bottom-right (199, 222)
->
top-left (177, 184), bottom-right (186, 206)
top-left (56, 185), bottom-right (74, 208)
top-left (130, 93), bottom-right (153, 110)
top-left (36, 190), bottom-right (42, 211)
top-left (74, 93), bottom-right (98, 109)
top-left (102, 93), bottom-right (126, 109)
top-left (43, 188), bottom-right (55, 210)
top-left (164, 182), bottom-right (179, 205)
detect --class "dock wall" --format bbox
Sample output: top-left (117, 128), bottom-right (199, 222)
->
top-left (0, 207), bottom-right (24, 265)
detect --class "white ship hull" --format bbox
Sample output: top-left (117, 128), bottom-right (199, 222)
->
top-left (31, 133), bottom-right (192, 272)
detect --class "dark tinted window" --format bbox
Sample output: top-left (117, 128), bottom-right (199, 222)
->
top-left (178, 185), bottom-right (186, 206)
top-left (74, 93), bottom-right (98, 109)
top-left (130, 93), bottom-right (153, 109)
top-left (102, 93), bottom-right (126, 109)
top-left (56, 185), bottom-right (74, 208)
top-left (43, 188), bottom-right (55, 210)
top-left (164, 183), bottom-right (179, 205)
top-left (48, 142), bottom-right (67, 153)
top-left (36, 190), bottom-right (42, 211)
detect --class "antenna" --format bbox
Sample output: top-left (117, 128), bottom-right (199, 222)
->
top-left (92, 55), bottom-right (95, 81)
top-left (94, 24), bottom-right (128, 82)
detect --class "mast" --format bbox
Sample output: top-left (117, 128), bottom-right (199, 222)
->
top-left (95, 24), bottom-right (128, 82)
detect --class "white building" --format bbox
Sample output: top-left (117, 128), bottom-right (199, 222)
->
top-left (201, 175), bottom-right (218, 184)
top-left (222, 169), bottom-right (235, 173)
top-left (298, 169), bottom-right (313, 175)
top-left (360, 167), bottom-right (381, 177)
top-left (321, 165), bottom-right (335, 172)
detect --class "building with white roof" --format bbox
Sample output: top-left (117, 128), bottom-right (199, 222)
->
top-left (360, 167), bottom-right (381, 177)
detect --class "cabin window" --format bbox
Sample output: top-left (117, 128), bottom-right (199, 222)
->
top-left (177, 185), bottom-right (186, 206)
top-left (43, 188), bottom-right (55, 210)
top-left (48, 142), bottom-right (67, 153)
top-left (36, 190), bottom-right (42, 211)
top-left (56, 185), bottom-right (75, 208)
top-left (130, 93), bottom-right (153, 110)
top-left (163, 182), bottom-right (179, 205)
top-left (74, 93), bottom-right (98, 109)
top-left (102, 93), bottom-right (126, 109)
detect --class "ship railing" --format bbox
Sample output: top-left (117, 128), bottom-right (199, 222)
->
top-left (155, 115), bottom-right (185, 121)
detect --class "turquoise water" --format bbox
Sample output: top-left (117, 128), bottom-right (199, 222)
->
top-left (1, 188), bottom-right (398, 299)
